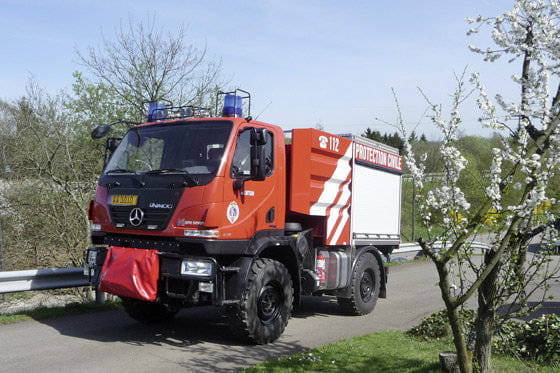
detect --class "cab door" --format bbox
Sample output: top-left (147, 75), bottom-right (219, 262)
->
top-left (221, 125), bottom-right (283, 239)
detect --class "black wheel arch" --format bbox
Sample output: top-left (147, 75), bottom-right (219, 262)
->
top-left (245, 229), bottom-right (313, 309)
top-left (257, 244), bottom-right (301, 308)
top-left (223, 229), bottom-right (312, 306)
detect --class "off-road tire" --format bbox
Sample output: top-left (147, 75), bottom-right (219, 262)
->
top-left (121, 297), bottom-right (178, 324)
top-left (228, 258), bottom-right (293, 344)
top-left (337, 252), bottom-right (380, 315)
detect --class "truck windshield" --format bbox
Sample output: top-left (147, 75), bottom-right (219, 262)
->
top-left (104, 121), bottom-right (232, 183)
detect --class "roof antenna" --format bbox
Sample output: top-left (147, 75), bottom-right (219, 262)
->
top-left (255, 101), bottom-right (272, 121)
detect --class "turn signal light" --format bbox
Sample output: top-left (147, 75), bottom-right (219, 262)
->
top-left (183, 229), bottom-right (219, 238)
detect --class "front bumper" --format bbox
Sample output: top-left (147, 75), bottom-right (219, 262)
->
top-left (91, 232), bottom-right (251, 255)
top-left (85, 246), bottom-right (247, 306)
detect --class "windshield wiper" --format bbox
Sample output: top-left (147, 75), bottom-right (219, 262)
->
top-left (145, 168), bottom-right (199, 186)
top-left (105, 168), bottom-right (138, 174)
top-left (104, 168), bottom-right (145, 187)
top-left (145, 168), bottom-right (188, 174)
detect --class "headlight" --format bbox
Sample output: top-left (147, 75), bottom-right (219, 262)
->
top-left (183, 229), bottom-right (219, 238)
top-left (90, 223), bottom-right (102, 231)
top-left (198, 282), bottom-right (214, 293)
top-left (181, 260), bottom-right (213, 276)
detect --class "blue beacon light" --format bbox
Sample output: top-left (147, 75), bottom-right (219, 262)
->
top-left (222, 95), bottom-right (243, 117)
top-left (147, 102), bottom-right (167, 122)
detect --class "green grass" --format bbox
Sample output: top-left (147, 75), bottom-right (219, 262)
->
top-left (0, 300), bottom-right (121, 325)
top-left (245, 331), bottom-right (557, 372)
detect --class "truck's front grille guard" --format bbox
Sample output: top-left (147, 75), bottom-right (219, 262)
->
top-left (104, 235), bottom-right (188, 252)
top-left (157, 251), bottom-right (239, 306)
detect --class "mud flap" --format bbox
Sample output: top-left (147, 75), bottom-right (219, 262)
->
top-left (98, 246), bottom-right (159, 301)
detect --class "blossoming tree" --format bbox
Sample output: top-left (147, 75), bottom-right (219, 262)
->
top-left (395, 1), bottom-right (560, 372)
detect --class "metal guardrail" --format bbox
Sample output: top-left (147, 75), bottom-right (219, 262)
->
top-left (0, 241), bottom-right (493, 295)
top-left (394, 241), bottom-right (491, 254)
top-left (0, 268), bottom-right (89, 294)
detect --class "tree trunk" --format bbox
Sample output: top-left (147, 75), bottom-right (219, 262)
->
top-left (475, 250), bottom-right (500, 373)
top-left (447, 306), bottom-right (473, 373)
top-left (436, 262), bottom-right (473, 373)
top-left (513, 246), bottom-right (527, 302)
top-left (474, 306), bottom-right (494, 373)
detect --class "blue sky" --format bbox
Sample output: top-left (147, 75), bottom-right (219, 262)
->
top-left (1, 0), bottom-right (518, 138)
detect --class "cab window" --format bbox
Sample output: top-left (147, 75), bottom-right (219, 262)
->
top-left (231, 131), bottom-right (251, 178)
top-left (231, 130), bottom-right (274, 178)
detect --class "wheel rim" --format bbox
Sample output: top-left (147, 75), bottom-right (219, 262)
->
top-left (257, 282), bottom-right (283, 324)
top-left (360, 270), bottom-right (374, 303)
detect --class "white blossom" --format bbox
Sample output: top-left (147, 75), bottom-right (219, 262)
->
top-left (396, 0), bottom-right (560, 257)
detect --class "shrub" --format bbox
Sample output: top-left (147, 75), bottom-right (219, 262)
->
top-left (492, 320), bottom-right (523, 356)
top-left (410, 310), bottom-right (560, 364)
top-left (407, 309), bottom-right (476, 340)
top-left (495, 314), bottom-right (560, 363)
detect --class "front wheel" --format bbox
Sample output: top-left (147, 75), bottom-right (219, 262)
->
top-left (121, 297), bottom-right (178, 324)
top-left (228, 258), bottom-right (293, 344)
top-left (338, 252), bottom-right (380, 315)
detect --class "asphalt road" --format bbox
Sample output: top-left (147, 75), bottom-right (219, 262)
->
top-left (0, 259), bottom-right (557, 372)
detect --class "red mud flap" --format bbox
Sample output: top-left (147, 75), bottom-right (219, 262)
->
top-left (98, 246), bottom-right (159, 301)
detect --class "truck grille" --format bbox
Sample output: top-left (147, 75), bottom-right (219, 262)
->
top-left (109, 206), bottom-right (173, 231)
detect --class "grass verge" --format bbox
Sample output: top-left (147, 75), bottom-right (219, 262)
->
top-left (245, 331), bottom-right (557, 372)
top-left (0, 300), bottom-right (121, 325)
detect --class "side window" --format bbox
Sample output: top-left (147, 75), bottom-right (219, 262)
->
top-left (231, 130), bottom-right (252, 178)
top-left (231, 129), bottom-right (274, 179)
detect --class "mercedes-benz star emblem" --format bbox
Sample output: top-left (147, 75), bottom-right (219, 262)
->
top-left (129, 208), bottom-right (144, 226)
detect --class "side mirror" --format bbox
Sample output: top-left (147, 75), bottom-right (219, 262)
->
top-left (251, 144), bottom-right (266, 181)
top-left (248, 127), bottom-right (269, 180)
top-left (91, 125), bottom-right (112, 139)
top-left (250, 128), bottom-right (268, 146)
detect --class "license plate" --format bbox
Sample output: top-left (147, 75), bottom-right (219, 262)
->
top-left (110, 195), bottom-right (138, 206)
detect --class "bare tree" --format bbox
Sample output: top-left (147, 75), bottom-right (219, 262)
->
top-left (0, 76), bottom-right (110, 273)
top-left (76, 15), bottom-right (222, 119)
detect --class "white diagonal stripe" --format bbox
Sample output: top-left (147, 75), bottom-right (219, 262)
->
top-left (309, 145), bottom-right (353, 216)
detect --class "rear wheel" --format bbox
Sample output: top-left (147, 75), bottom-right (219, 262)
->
top-left (338, 252), bottom-right (380, 315)
top-left (121, 297), bottom-right (178, 324)
top-left (228, 258), bottom-right (293, 344)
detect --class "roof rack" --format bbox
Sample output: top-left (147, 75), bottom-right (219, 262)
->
top-left (148, 105), bottom-right (212, 122)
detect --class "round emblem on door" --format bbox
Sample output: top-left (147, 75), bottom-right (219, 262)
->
top-left (226, 201), bottom-right (239, 224)
top-left (129, 207), bottom-right (144, 226)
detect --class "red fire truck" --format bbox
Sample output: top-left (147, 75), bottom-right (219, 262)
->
top-left (85, 90), bottom-right (402, 344)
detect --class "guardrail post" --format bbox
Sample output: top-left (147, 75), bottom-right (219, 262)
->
top-left (0, 217), bottom-right (5, 302)
top-left (411, 179), bottom-right (416, 241)
top-left (95, 289), bottom-right (106, 304)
